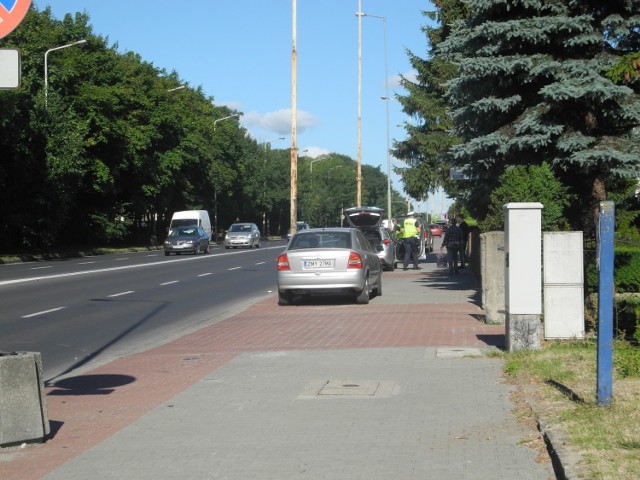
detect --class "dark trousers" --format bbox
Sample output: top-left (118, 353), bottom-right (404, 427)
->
top-left (403, 236), bottom-right (419, 268)
top-left (459, 241), bottom-right (467, 268)
top-left (447, 245), bottom-right (460, 273)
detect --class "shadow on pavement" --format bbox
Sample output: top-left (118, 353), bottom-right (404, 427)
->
top-left (48, 374), bottom-right (136, 396)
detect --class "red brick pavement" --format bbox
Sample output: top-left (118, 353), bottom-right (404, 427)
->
top-left (0, 295), bottom-right (504, 480)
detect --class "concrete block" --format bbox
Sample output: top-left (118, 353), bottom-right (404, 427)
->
top-left (480, 232), bottom-right (505, 324)
top-left (0, 352), bottom-right (50, 447)
top-left (506, 314), bottom-right (541, 352)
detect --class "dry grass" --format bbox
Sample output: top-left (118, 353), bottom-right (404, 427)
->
top-left (504, 339), bottom-right (640, 480)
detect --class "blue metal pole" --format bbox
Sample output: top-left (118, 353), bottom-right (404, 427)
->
top-left (597, 201), bottom-right (614, 406)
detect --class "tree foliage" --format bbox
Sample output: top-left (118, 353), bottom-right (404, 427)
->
top-left (479, 162), bottom-right (571, 232)
top-left (0, 6), bottom-right (401, 250)
top-left (401, 0), bottom-right (640, 231)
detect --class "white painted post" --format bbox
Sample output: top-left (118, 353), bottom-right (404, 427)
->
top-left (504, 202), bottom-right (543, 351)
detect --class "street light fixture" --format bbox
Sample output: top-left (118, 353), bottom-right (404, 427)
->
top-left (167, 85), bottom-right (186, 92)
top-left (44, 39), bottom-right (87, 109)
top-left (309, 156), bottom-right (329, 175)
top-left (213, 113), bottom-right (240, 131)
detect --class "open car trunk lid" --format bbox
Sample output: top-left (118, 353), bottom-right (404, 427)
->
top-left (344, 206), bottom-right (384, 229)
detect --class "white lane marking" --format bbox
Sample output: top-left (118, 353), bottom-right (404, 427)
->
top-left (228, 267), bottom-right (242, 271)
top-left (22, 307), bottom-right (66, 318)
top-left (255, 262), bottom-right (266, 265)
top-left (146, 254), bottom-right (159, 257)
top-left (0, 245), bottom-right (286, 286)
top-left (160, 281), bottom-right (179, 286)
top-left (30, 266), bottom-right (52, 270)
top-left (115, 258), bottom-right (129, 261)
top-left (198, 273), bottom-right (213, 277)
top-left (78, 261), bottom-right (95, 265)
top-left (108, 291), bottom-right (134, 297)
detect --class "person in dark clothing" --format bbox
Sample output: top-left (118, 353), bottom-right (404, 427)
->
top-left (456, 214), bottom-right (470, 269)
top-left (390, 218), bottom-right (401, 240)
top-left (441, 218), bottom-right (463, 275)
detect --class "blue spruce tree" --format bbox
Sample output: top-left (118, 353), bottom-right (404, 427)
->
top-left (438, 0), bottom-right (640, 228)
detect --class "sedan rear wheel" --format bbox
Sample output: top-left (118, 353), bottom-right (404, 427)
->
top-left (355, 277), bottom-right (370, 305)
top-left (278, 292), bottom-right (292, 306)
top-left (374, 274), bottom-right (382, 297)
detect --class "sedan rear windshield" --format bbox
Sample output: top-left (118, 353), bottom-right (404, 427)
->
top-left (229, 224), bottom-right (252, 232)
top-left (289, 232), bottom-right (351, 250)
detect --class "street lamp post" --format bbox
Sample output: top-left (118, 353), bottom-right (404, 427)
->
top-left (359, 12), bottom-right (391, 227)
top-left (309, 156), bottom-right (329, 176)
top-left (355, 2), bottom-right (363, 207)
top-left (328, 165), bottom-right (347, 226)
top-left (44, 39), bottom-right (87, 109)
top-left (262, 136), bottom-right (285, 235)
top-left (212, 113), bottom-right (240, 241)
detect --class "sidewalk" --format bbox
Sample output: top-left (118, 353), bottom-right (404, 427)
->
top-left (0, 254), bottom-right (556, 480)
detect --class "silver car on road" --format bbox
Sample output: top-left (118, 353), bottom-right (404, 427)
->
top-left (276, 228), bottom-right (382, 306)
top-left (224, 222), bottom-right (261, 249)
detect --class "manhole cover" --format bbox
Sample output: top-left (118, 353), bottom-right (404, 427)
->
top-left (436, 347), bottom-right (483, 358)
top-left (318, 380), bottom-right (380, 396)
top-left (299, 380), bottom-right (396, 399)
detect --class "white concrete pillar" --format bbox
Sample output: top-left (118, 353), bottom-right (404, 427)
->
top-left (504, 202), bottom-right (543, 351)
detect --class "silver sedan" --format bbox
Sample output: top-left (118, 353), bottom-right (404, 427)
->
top-left (224, 222), bottom-right (261, 249)
top-left (276, 228), bottom-right (382, 305)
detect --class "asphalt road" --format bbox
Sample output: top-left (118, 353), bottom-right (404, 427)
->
top-left (0, 241), bottom-right (288, 384)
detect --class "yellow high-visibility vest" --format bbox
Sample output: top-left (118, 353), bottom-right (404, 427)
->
top-left (403, 218), bottom-right (418, 238)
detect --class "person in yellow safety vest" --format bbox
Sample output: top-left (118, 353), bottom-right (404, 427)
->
top-left (401, 211), bottom-right (421, 271)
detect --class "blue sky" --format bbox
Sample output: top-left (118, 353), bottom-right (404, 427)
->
top-left (33, 1), bottom-right (449, 214)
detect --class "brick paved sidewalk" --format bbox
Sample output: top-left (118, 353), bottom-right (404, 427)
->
top-left (0, 264), bottom-right (554, 480)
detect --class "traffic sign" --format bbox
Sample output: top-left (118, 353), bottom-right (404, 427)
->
top-left (0, 49), bottom-right (20, 88)
top-left (0, 0), bottom-right (32, 40)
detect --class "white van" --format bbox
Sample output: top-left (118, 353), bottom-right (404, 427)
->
top-left (169, 210), bottom-right (212, 240)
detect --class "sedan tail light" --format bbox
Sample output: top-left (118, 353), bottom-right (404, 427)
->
top-left (383, 238), bottom-right (391, 246)
top-left (277, 254), bottom-right (290, 271)
top-left (347, 251), bottom-right (363, 269)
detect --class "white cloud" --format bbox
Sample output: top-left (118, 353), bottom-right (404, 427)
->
top-left (299, 146), bottom-right (330, 158)
top-left (242, 108), bottom-right (320, 135)
top-left (397, 69), bottom-right (418, 86)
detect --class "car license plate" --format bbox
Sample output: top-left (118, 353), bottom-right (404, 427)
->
top-left (303, 259), bottom-right (334, 269)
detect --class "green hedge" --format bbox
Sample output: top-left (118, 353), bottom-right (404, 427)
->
top-left (586, 247), bottom-right (640, 294)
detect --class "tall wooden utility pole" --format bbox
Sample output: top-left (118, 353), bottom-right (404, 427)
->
top-left (290, 0), bottom-right (298, 235)
top-left (356, 0), bottom-right (363, 207)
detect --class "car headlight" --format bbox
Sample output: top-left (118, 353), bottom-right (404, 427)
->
top-left (225, 234), bottom-right (229, 240)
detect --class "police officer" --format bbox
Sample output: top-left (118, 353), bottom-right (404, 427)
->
top-left (401, 211), bottom-right (421, 270)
